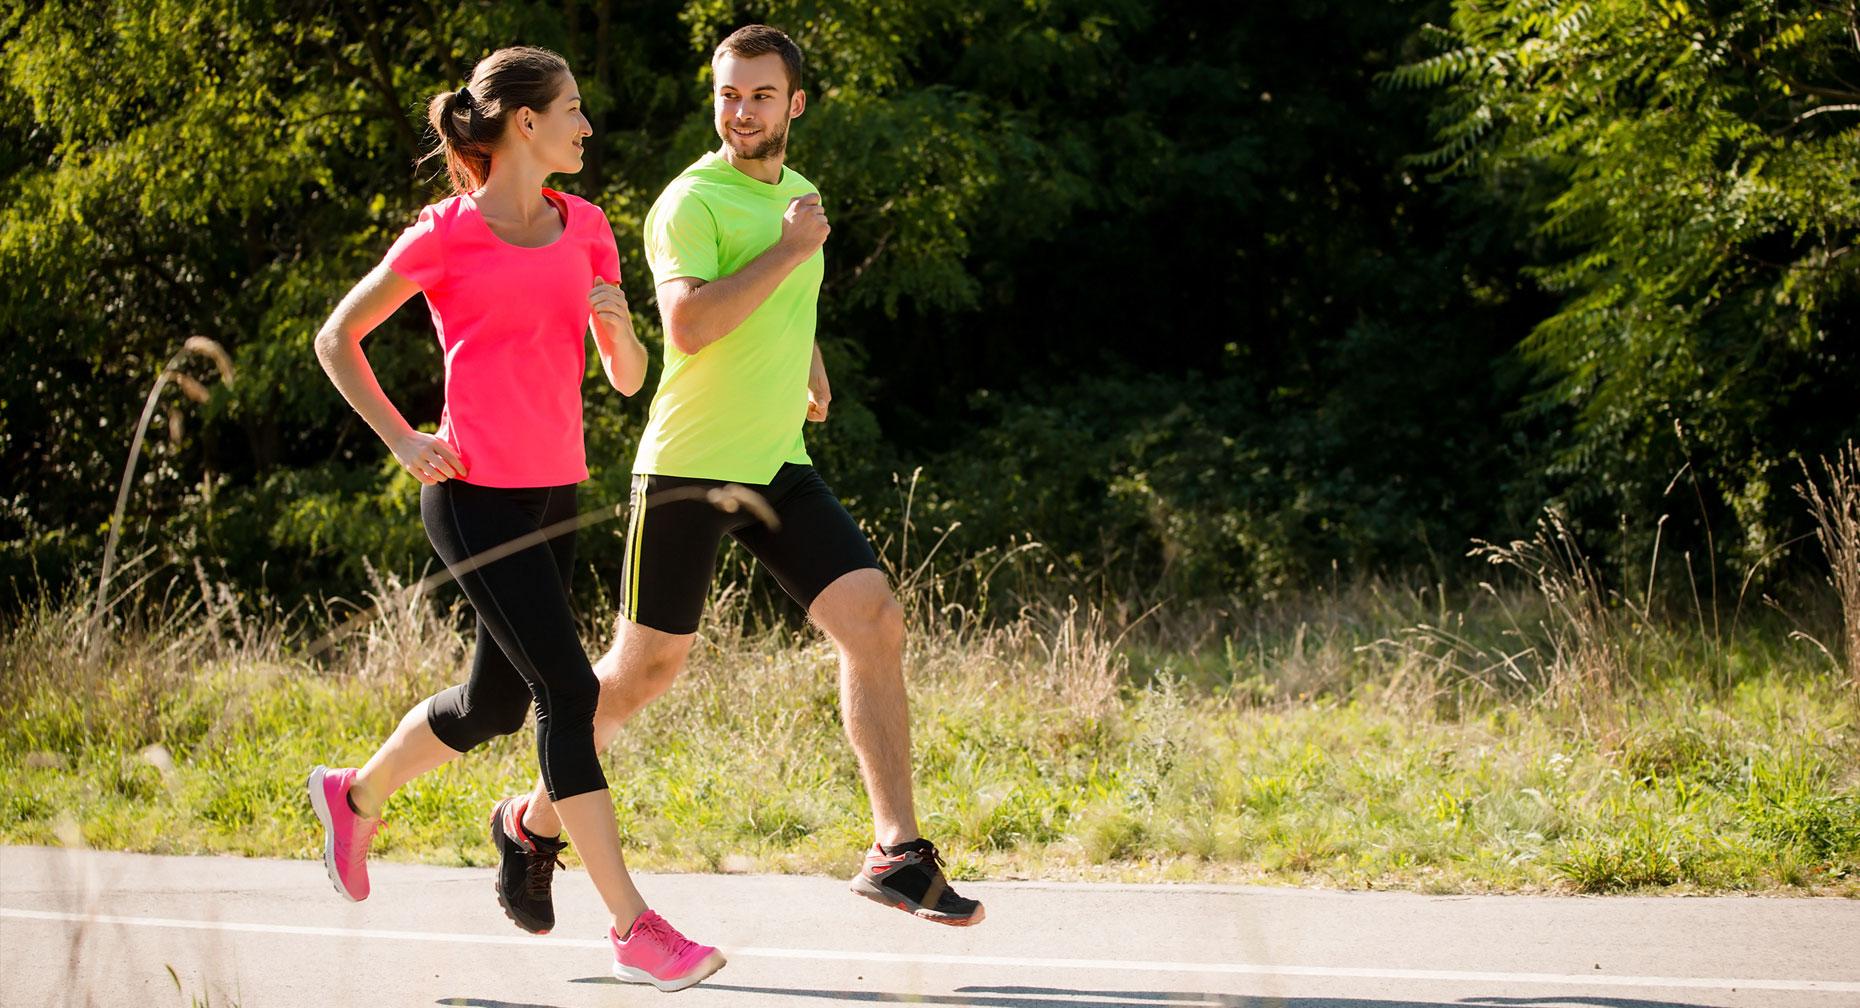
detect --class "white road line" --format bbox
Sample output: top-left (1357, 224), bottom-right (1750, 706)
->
top-left (3, 906), bottom-right (1856, 995)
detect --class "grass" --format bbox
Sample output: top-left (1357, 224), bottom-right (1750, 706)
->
top-left (2, 553), bottom-right (1857, 896)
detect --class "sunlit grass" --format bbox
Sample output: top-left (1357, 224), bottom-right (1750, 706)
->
top-left (3, 560), bottom-right (1856, 895)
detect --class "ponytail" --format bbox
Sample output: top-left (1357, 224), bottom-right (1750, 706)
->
top-left (419, 47), bottom-right (570, 195)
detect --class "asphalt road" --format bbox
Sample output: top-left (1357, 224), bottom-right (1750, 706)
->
top-left (2, 846), bottom-right (1856, 1008)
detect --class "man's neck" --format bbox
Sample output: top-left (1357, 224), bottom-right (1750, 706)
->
top-left (717, 145), bottom-right (785, 185)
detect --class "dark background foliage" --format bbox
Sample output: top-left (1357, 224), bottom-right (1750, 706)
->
top-left (3, 0), bottom-right (1855, 614)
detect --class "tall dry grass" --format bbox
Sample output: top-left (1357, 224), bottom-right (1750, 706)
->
top-left (1470, 508), bottom-right (1632, 704)
top-left (1799, 442), bottom-right (1860, 689)
top-left (6, 509), bottom-right (1859, 894)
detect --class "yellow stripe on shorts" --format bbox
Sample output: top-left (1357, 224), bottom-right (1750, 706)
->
top-left (624, 474), bottom-right (647, 619)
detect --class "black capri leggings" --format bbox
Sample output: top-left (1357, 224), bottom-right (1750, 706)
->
top-left (419, 479), bottom-right (604, 802)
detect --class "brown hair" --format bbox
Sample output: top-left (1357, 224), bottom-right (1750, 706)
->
top-left (422, 46), bottom-right (571, 195)
top-left (712, 25), bottom-right (804, 94)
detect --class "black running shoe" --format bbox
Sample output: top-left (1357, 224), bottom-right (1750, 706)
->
top-left (848, 838), bottom-right (985, 926)
top-left (490, 796), bottom-right (568, 935)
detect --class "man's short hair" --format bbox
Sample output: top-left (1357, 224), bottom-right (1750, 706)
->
top-left (713, 24), bottom-right (804, 94)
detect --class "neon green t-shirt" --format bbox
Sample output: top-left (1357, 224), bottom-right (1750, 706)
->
top-left (634, 151), bottom-right (825, 483)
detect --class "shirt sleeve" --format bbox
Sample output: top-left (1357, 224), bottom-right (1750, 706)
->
top-left (382, 206), bottom-right (446, 290)
top-left (591, 210), bottom-right (622, 285)
top-left (643, 186), bottom-right (720, 285)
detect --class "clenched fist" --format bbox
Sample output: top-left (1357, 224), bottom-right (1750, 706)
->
top-left (780, 193), bottom-right (830, 258)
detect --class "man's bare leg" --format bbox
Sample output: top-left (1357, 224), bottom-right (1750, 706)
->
top-left (808, 567), bottom-right (921, 844)
top-left (810, 567), bottom-right (982, 924)
top-left (520, 619), bottom-right (694, 838)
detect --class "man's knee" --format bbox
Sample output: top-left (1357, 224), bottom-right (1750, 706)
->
top-left (873, 595), bottom-right (905, 646)
top-left (605, 622), bottom-right (691, 680)
top-left (836, 591), bottom-right (905, 658)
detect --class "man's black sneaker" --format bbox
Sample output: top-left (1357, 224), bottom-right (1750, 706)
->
top-left (848, 838), bottom-right (985, 926)
top-left (490, 796), bottom-right (567, 934)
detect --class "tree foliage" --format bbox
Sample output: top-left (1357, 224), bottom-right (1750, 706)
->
top-left (1393, 0), bottom-right (1860, 566)
top-left (3, 0), bottom-right (1853, 611)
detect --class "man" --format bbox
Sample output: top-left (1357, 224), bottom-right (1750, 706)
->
top-left (484, 23), bottom-right (985, 935)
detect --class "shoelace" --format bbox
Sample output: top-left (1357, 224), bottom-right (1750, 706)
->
top-left (524, 846), bottom-right (565, 898)
top-left (883, 841), bottom-right (945, 869)
top-left (632, 912), bottom-right (697, 956)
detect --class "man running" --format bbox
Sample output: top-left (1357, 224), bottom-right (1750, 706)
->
top-left (483, 23), bottom-right (984, 935)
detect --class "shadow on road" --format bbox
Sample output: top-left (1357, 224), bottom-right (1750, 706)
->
top-left (971, 989), bottom-right (1724, 1008)
top-left (968, 990), bottom-right (1725, 1008)
top-left (1461, 999), bottom-right (1727, 1008)
top-left (560, 980), bottom-right (1726, 1008)
top-left (437, 999), bottom-right (570, 1008)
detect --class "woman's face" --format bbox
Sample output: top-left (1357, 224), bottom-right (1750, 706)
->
top-left (517, 73), bottom-right (591, 174)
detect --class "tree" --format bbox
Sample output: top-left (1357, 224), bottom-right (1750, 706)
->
top-left (1391, 0), bottom-right (1860, 573)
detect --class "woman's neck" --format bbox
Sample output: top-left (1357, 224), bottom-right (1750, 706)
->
top-left (473, 158), bottom-right (553, 221)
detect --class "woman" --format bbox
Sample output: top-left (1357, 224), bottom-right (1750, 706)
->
top-left (307, 46), bottom-right (724, 991)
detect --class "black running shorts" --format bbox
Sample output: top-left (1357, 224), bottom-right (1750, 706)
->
top-left (617, 463), bottom-right (881, 634)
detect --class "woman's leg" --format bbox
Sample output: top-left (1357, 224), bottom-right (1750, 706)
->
top-left (425, 481), bottom-right (648, 932)
top-left (518, 619), bottom-right (694, 838)
top-left (308, 483), bottom-right (541, 902)
top-left (347, 697), bottom-right (462, 817)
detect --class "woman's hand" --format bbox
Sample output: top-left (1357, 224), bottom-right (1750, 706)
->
top-left (391, 430), bottom-right (467, 484)
top-left (589, 279), bottom-right (632, 337)
top-left (589, 277), bottom-right (648, 395)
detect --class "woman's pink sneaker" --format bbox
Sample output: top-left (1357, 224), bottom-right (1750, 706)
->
top-left (307, 765), bottom-right (380, 902)
top-left (610, 910), bottom-right (726, 992)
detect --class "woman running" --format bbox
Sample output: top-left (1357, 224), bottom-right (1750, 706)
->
top-left (306, 46), bottom-right (724, 991)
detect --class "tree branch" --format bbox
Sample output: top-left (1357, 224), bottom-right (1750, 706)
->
top-left (410, 0), bottom-right (463, 83)
top-left (1795, 102), bottom-right (1860, 122)
top-left (355, 0), bottom-right (420, 161)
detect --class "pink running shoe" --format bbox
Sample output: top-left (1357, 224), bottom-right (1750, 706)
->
top-left (307, 765), bottom-right (380, 902)
top-left (610, 910), bottom-right (726, 992)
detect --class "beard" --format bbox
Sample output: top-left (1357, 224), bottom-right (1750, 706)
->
top-left (723, 118), bottom-right (789, 160)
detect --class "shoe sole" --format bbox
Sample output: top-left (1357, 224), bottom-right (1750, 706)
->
top-left (489, 799), bottom-right (552, 936)
top-left (849, 873), bottom-right (985, 927)
top-left (612, 949), bottom-right (727, 992)
top-left (307, 765), bottom-right (363, 902)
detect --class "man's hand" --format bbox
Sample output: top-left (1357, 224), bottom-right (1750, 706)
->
top-left (807, 344), bottom-right (831, 422)
top-left (780, 193), bottom-right (831, 260)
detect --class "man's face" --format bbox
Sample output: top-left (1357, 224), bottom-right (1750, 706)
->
top-left (713, 51), bottom-right (804, 161)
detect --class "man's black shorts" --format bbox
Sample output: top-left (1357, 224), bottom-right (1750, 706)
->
top-left (618, 463), bottom-right (881, 634)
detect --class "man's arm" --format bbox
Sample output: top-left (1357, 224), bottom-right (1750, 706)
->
top-left (658, 193), bottom-right (829, 355)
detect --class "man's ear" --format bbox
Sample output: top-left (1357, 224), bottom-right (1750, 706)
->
top-left (789, 89), bottom-right (807, 120)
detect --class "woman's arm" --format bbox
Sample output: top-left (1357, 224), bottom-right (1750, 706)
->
top-left (589, 279), bottom-right (649, 395)
top-left (313, 263), bottom-right (467, 484)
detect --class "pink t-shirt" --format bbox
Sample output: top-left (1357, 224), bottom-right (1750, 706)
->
top-left (382, 189), bottom-right (621, 488)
